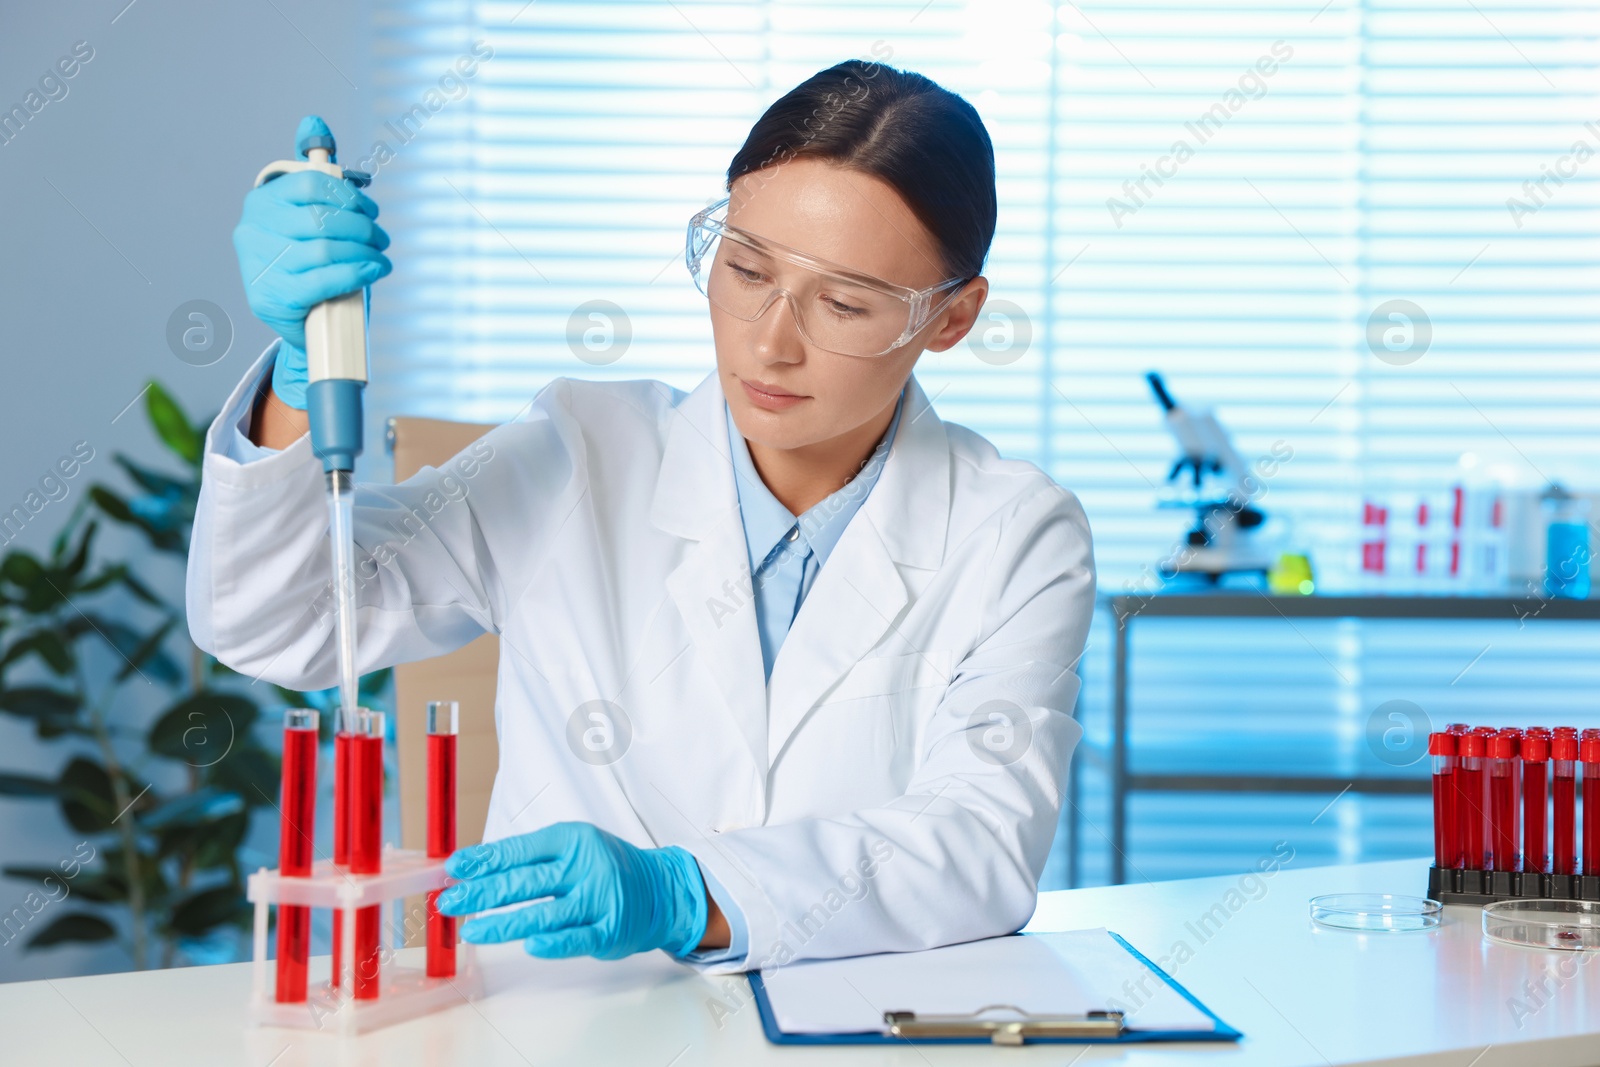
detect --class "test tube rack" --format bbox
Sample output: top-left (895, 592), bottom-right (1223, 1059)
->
top-left (1427, 724), bottom-right (1600, 907)
top-left (246, 846), bottom-right (480, 1035)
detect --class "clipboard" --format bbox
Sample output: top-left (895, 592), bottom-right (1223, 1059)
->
top-left (746, 930), bottom-right (1242, 1046)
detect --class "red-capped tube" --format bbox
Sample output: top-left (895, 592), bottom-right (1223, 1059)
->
top-left (1553, 732), bottom-right (1579, 875)
top-left (1489, 730), bottom-right (1520, 872)
top-left (331, 724), bottom-right (353, 990)
top-left (275, 709), bottom-right (318, 1003)
top-left (1583, 736), bottom-right (1600, 878)
top-left (1458, 732), bottom-right (1489, 869)
top-left (351, 710), bottom-right (385, 1000)
top-left (426, 700), bottom-right (459, 979)
top-left (1429, 732), bottom-right (1458, 868)
top-left (1521, 731), bottom-right (1549, 874)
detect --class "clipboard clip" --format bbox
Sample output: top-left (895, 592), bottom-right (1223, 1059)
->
top-left (883, 1004), bottom-right (1126, 1045)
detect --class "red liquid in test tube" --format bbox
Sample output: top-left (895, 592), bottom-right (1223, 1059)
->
top-left (331, 723), bottom-right (353, 989)
top-left (274, 709), bottom-right (318, 1003)
top-left (1521, 730), bottom-right (1549, 874)
top-left (1489, 730), bottom-right (1520, 872)
top-left (1583, 734), bottom-right (1600, 877)
top-left (426, 700), bottom-right (459, 979)
top-left (1457, 732), bottom-right (1489, 869)
top-left (1429, 732), bottom-right (1458, 868)
top-left (1552, 729), bottom-right (1579, 875)
top-left (350, 709), bottom-right (386, 1000)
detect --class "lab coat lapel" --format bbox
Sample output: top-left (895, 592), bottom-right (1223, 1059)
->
top-left (651, 373), bottom-right (769, 780)
top-left (765, 373), bottom-right (950, 769)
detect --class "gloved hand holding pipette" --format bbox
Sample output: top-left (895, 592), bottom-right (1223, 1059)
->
top-left (232, 115), bottom-right (392, 411)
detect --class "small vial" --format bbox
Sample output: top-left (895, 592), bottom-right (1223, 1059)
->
top-left (1428, 732), bottom-right (1458, 869)
top-left (1457, 731), bottom-right (1489, 869)
top-left (1488, 730), bottom-right (1520, 872)
top-left (1520, 731), bottom-right (1549, 874)
top-left (1583, 734), bottom-right (1600, 878)
top-left (275, 709), bottom-right (318, 1003)
top-left (426, 701), bottom-right (459, 979)
top-left (1552, 730), bottom-right (1579, 875)
top-left (350, 709), bottom-right (386, 1000)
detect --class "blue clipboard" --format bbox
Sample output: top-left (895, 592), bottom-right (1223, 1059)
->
top-left (747, 930), bottom-right (1242, 1046)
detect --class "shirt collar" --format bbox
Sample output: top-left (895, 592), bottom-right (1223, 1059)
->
top-left (725, 384), bottom-right (905, 578)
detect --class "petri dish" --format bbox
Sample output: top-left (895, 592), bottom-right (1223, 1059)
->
top-left (1483, 899), bottom-right (1600, 951)
top-left (1309, 893), bottom-right (1442, 932)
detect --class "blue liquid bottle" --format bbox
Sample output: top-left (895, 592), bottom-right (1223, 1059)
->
top-left (1541, 483), bottom-right (1591, 599)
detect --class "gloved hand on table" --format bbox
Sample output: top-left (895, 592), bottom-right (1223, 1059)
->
top-left (231, 115), bottom-right (391, 411)
top-left (434, 821), bottom-right (710, 960)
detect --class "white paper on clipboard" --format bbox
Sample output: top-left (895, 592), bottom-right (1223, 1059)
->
top-left (755, 927), bottom-right (1216, 1035)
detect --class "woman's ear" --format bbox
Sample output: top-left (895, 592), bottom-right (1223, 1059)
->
top-left (921, 277), bottom-right (989, 353)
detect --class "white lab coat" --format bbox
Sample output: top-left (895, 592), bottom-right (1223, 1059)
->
top-left (187, 342), bottom-right (1096, 976)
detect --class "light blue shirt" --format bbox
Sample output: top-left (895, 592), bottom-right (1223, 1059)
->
top-left (681, 385), bottom-right (904, 967)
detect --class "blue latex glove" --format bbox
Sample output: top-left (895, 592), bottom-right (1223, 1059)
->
top-left (231, 115), bottom-right (391, 410)
top-left (435, 822), bottom-right (710, 960)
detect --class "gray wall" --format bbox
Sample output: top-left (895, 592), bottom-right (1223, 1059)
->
top-left (0, 0), bottom-right (369, 982)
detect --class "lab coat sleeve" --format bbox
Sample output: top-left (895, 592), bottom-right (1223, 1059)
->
top-left (186, 340), bottom-right (558, 691)
top-left (675, 865), bottom-right (749, 967)
top-left (676, 479), bottom-right (1095, 976)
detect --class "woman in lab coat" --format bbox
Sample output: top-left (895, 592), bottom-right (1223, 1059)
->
top-left (191, 60), bottom-right (1095, 975)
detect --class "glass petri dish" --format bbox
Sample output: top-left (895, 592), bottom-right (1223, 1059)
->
top-left (1309, 893), bottom-right (1442, 932)
top-left (1483, 899), bottom-right (1600, 951)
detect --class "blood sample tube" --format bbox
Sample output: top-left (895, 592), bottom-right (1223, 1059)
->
top-left (1446, 723), bottom-right (1470, 736)
top-left (275, 709), bottom-right (318, 1003)
top-left (1552, 730), bottom-right (1579, 875)
top-left (1583, 734), bottom-right (1600, 878)
top-left (1521, 730), bottom-right (1549, 875)
top-left (426, 700), bottom-right (459, 978)
top-left (1457, 731), bottom-right (1489, 869)
top-left (1488, 730), bottom-right (1520, 872)
top-left (350, 708), bottom-right (385, 1000)
top-left (1429, 732), bottom-right (1458, 869)
top-left (331, 711), bottom-right (354, 990)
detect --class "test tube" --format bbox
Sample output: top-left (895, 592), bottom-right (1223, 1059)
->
top-left (1457, 731), bottom-right (1489, 869)
top-left (1583, 733), bottom-right (1600, 878)
top-left (1521, 730), bottom-right (1549, 875)
top-left (1552, 729), bottom-right (1579, 875)
top-left (275, 709), bottom-right (318, 1003)
top-left (351, 708), bottom-right (385, 1000)
top-left (1428, 732), bottom-right (1458, 869)
top-left (1488, 730), bottom-right (1520, 872)
top-left (426, 701), bottom-right (459, 978)
top-left (331, 711), bottom-right (354, 990)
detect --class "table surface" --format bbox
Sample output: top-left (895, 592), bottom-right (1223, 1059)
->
top-left (3, 857), bottom-right (1597, 1066)
top-left (1100, 589), bottom-right (1600, 620)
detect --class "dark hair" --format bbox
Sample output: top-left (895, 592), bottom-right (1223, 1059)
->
top-left (725, 59), bottom-right (996, 282)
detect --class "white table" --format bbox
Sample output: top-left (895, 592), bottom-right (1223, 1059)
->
top-left (3, 857), bottom-right (1596, 1066)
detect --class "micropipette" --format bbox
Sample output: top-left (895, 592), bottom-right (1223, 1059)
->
top-left (252, 122), bottom-right (372, 729)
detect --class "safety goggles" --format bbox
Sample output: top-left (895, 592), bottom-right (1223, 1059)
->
top-left (685, 197), bottom-right (973, 358)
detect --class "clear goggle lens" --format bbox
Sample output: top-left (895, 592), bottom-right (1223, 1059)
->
top-left (685, 202), bottom-right (969, 358)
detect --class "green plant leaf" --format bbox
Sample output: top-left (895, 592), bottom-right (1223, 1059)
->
top-left (111, 454), bottom-right (194, 500)
top-left (56, 757), bottom-right (120, 833)
top-left (1, 864), bottom-right (68, 884)
top-left (139, 788), bottom-right (245, 832)
top-left (207, 744), bottom-right (279, 808)
top-left (0, 550), bottom-right (44, 589)
top-left (0, 630), bottom-right (75, 676)
top-left (25, 911), bottom-right (115, 950)
top-left (148, 692), bottom-right (257, 764)
top-left (114, 616), bottom-right (182, 686)
top-left (145, 382), bottom-right (203, 467)
top-left (0, 686), bottom-right (77, 722)
top-left (58, 519), bottom-right (97, 578)
top-left (359, 667), bottom-right (392, 698)
top-left (188, 809), bottom-right (251, 871)
top-left (0, 773), bottom-right (59, 798)
top-left (88, 484), bottom-right (185, 553)
top-left (166, 885), bottom-right (248, 937)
